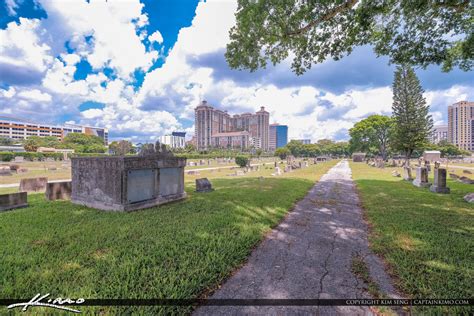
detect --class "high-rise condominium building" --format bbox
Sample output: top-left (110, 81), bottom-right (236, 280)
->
top-left (159, 132), bottom-right (186, 149)
top-left (269, 124), bottom-right (288, 151)
top-left (431, 124), bottom-right (448, 144)
top-left (0, 118), bottom-right (109, 145)
top-left (448, 101), bottom-right (474, 151)
top-left (194, 101), bottom-right (270, 150)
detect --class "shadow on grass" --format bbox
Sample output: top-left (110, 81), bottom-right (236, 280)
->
top-left (0, 177), bottom-right (314, 314)
top-left (354, 178), bottom-right (473, 314)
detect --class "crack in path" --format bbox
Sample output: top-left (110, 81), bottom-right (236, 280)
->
top-left (194, 160), bottom-right (402, 315)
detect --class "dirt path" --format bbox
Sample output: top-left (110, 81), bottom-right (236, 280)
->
top-left (194, 160), bottom-right (401, 315)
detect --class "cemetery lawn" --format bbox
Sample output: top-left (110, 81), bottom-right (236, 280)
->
top-left (350, 162), bottom-right (473, 314)
top-left (0, 161), bottom-right (336, 314)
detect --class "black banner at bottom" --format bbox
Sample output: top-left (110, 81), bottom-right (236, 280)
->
top-left (1, 298), bottom-right (472, 307)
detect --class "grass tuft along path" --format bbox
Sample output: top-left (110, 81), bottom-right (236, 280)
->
top-left (350, 162), bottom-right (473, 315)
top-left (0, 161), bottom-right (336, 315)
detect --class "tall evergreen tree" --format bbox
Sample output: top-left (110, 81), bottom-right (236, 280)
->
top-left (391, 65), bottom-right (433, 165)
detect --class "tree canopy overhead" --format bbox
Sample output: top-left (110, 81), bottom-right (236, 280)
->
top-left (226, 0), bottom-right (473, 74)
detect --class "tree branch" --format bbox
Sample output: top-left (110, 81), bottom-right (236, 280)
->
top-left (285, 0), bottom-right (359, 36)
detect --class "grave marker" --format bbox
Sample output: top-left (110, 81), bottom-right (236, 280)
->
top-left (430, 168), bottom-right (450, 194)
top-left (0, 192), bottom-right (28, 212)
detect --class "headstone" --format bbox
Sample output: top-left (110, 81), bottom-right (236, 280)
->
top-left (463, 169), bottom-right (472, 175)
top-left (403, 167), bottom-right (413, 181)
top-left (412, 167), bottom-right (431, 188)
top-left (458, 176), bottom-right (474, 185)
top-left (274, 167), bottom-right (281, 175)
top-left (9, 164), bottom-right (20, 171)
top-left (236, 170), bottom-right (244, 176)
top-left (45, 181), bottom-right (72, 200)
top-left (0, 169), bottom-right (12, 176)
top-left (391, 170), bottom-right (401, 177)
top-left (18, 168), bottom-right (28, 173)
top-left (48, 166), bottom-right (57, 171)
top-left (376, 159), bottom-right (385, 168)
top-left (430, 168), bottom-right (450, 194)
top-left (14, 156), bottom-right (24, 163)
top-left (195, 178), bottom-right (213, 192)
top-left (464, 193), bottom-right (474, 203)
top-left (449, 173), bottom-right (459, 180)
top-left (19, 177), bottom-right (48, 192)
top-left (0, 192), bottom-right (28, 212)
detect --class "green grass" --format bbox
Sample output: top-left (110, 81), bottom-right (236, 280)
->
top-left (350, 162), bottom-right (473, 315)
top-left (0, 161), bottom-right (336, 314)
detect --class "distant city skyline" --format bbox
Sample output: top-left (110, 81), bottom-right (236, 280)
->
top-left (0, 1), bottom-right (472, 145)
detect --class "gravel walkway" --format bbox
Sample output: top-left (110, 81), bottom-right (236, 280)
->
top-left (194, 160), bottom-right (401, 315)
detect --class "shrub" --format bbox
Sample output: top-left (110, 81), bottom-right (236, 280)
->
top-left (0, 152), bottom-right (14, 162)
top-left (0, 152), bottom-right (64, 161)
top-left (235, 155), bottom-right (249, 168)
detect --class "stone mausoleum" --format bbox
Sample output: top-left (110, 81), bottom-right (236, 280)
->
top-left (71, 147), bottom-right (186, 211)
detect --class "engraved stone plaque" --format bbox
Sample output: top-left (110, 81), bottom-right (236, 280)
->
top-left (159, 168), bottom-right (180, 196)
top-left (127, 169), bottom-right (156, 203)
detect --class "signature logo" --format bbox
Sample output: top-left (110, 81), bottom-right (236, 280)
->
top-left (7, 293), bottom-right (85, 313)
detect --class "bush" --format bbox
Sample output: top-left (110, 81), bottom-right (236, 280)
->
top-left (0, 152), bottom-right (14, 162)
top-left (0, 152), bottom-right (64, 161)
top-left (235, 155), bottom-right (250, 168)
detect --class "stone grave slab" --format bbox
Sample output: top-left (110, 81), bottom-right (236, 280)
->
top-left (45, 181), bottom-right (72, 200)
top-left (19, 177), bottom-right (48, 192)
top-left (0, 192), bottom-right (28, 211)
top-left (196, 178), bottom-right (214, 192)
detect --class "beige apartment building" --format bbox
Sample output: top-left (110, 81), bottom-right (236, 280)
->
top-left (194, 101), bottom-right (270, 151)
top-left (448, 101), bottom-right (474, 151)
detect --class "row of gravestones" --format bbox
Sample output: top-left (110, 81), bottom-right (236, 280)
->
top-left (6, 157), bottom-right (63, 163)
top-left (272, 161), bottom-right (309, 176)
top-left (405, 165), bottom-right (473, 203)
top-left (0, 178), bottom-right (72, 212)
top-left (0, 165), bottom-right (28, 176)
top-left (404, 165), bottom-right (450, 193)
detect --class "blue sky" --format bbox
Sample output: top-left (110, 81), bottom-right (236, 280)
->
top-left (0, 0), bottom-right (472, 143)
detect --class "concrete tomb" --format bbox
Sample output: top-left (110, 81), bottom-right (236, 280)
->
top-left (19, 177), bottom-right (48, 192)
top-left (430, 168), bottom-right (450, 194)
top-left (71, 144), bottom-right (186, 211)
top-left (352, 153), bottom-right (366, 162)
top-left (195, 178), bottom-right (214, 192)
top-left (45, 181), bottom-right (72, 200)
top-left (0, 192), bottom-right (28, 212)
top-left (423, 150), bottom-right (441, 163)
top-left (412, 167), bottom-right (431, 188)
